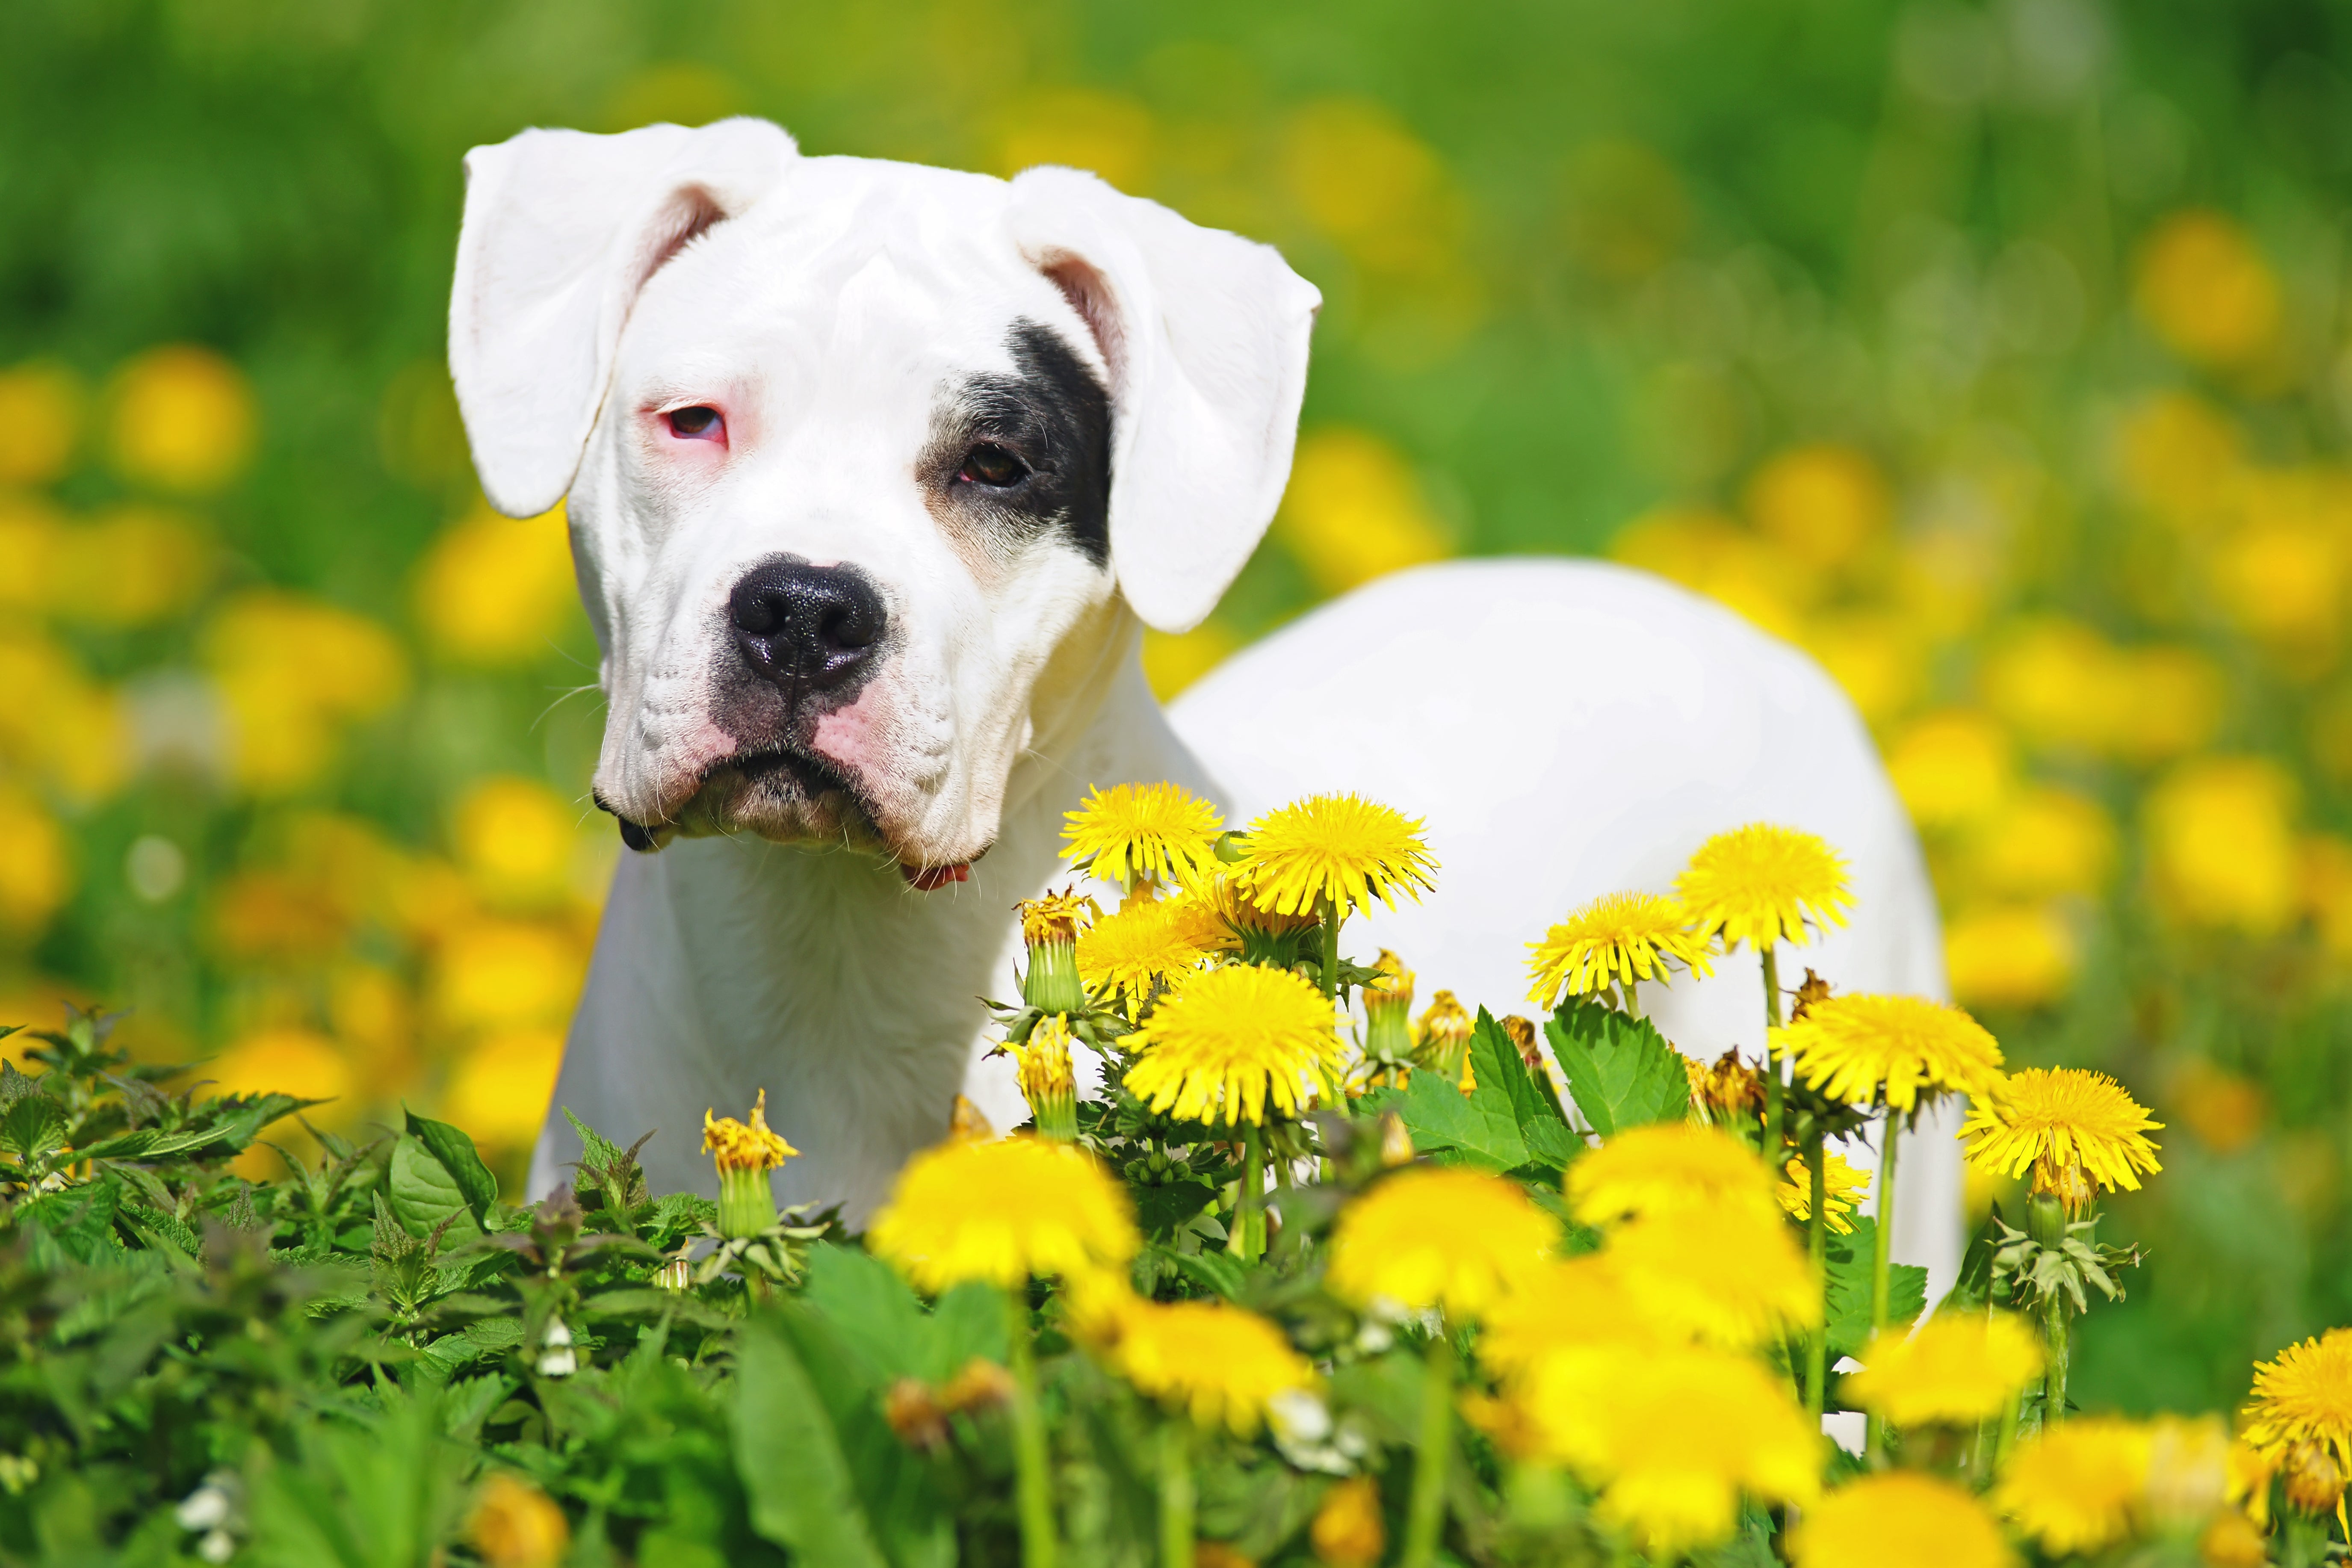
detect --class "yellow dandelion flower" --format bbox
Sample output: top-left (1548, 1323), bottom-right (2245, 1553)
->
top-left (1960, 1067), bottom-right (2163, 1212)
top-left (1062, 780), bottom-right (1224, 892)
top-left (1675, 823), bottom-right (1853, 951)
top-left (1413, 989), bottom-right (1473, 1084)
top-left (1607, 1202), bottom-right (1820, 1349)
top-left (470, 1473), bottom-right (571, 1568)
top-left (1770, 993), bottom-right (2004, 1113)
top-left (1997, 1417), bottom-right (2152, 1556)
top-left (1777, 1152), bottom-right (1870, 1236)
top-left (1526, 890), bottom-right (1713, 1007)
top-left (1843, 1314), bottom-right (2045, 1428)
top-left (2243, 1329), bottom-right (2352, 1477)
top-left (1567, 1122), bottom-right (1780, 1228)
top-left (1481, 1255), bottom-right (1664, 1381)
top-left (1235, 792), bottom-right (1439, 918)
top-left (1327, 1166), bottom-right (1557, 1320)
top-left (1099, 1296), bottom-right (1314, 1432)
top-left (1792, 1472), bottom-right (2010, 1568)
top-left (869, 1135), bottom-right (1139, 1293)
top-left (1309, 1477), bottom-right (1386, 1568)
top-left (702, 1089), bottom-right (799, 1173)
top-left (1521, 1343), bottom-right (1820, 1554)
top-left (1076, 895), bottom-right (1223, 1007)
top-left (1122, 963), bottom-right (1344, 1127)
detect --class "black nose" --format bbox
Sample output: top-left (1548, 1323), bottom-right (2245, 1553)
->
top-left (728, 559), bottom-right (886, 697)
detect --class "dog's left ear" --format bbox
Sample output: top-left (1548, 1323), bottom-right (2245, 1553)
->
top-left (1006, 169), bottom-right (1321, 634)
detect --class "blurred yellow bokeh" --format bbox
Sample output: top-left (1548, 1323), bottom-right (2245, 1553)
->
top-left (443, 1028), bottom-right (566, 1155)
top-left (1953, 785), bottom-right (2117, 903)
top-left (431, 919), bottom-right (588, 1033)
top-left (2133, 210), bottom-right (2284, 372)
top-left (1744, 444), bottom-right (1890, 572)
top-left (454, 776), bottom-right (582, 909)
top-left (0, 360), bottom-right (82, 486)
top-left (1143, 621), bottom-right (1241, 701)
top-left (202, 590), bottom-right (410, 793)
top-left (1885, 709), bottom-right (2015, 831)
top-left (1944, 902), bottom-right (2078, 1011)
top-left (0, 629), bottom-right (131, 803)
top-left (0, 788), bottom-right (72, 935)
top-left (1611, 506), bottom-right (1814, 643)
top-left (109, 344), bottom-right (255, 493)
top-left (1276, 428), bottom-right (1450, 597)
top-left (993, 86), bottom-right (1153, 192)
top-left (2114, 391), bottom-right (2245, 526)
top-left (205, 1026), bottom-right (357, 1116)
top-left (414, 499), bottom-right (579, 664)
top-left (2144, 756), bottom-right (2300, 935)
top-left (1802, 612), bottom-right (1924, 727)
top-left (46, 507), bottom-right (213, 627)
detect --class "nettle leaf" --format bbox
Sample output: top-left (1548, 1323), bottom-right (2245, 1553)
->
top-left (388, 1134), bottom-right (484, 1242)
top-left (1546, 1001), bottom-right (1691, 1137)
top-left (404, 1107), bottom-right (499, 1224)
top-left (1370, 1066), bottom-right (1529, 1172)
top-left (1132, 1179), bottom-right (1217, 1236)
top-left (563, 1105), bottom-right (628, 1175)
top-left (0, 1057), bottom-right (39, 1109)
top-left (733, 1319), bottom-right (895, 1568)
top-left (1, 1089), bottom-right (68, 1165)
top-left (1823, 1216), bottom-right (1927, 1364)
top-left (1467, 1007), bottom-right (1580, 1172)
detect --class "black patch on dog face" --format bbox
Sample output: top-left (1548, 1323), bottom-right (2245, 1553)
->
top-left (923, 319), bottom-right (1112, 566)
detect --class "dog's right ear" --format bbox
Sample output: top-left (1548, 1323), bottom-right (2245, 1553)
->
top-left (448, 118), bottom-right (796, 517)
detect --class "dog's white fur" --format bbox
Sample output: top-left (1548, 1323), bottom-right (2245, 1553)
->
top-left (450, 118), bottom-right (1960, 1295)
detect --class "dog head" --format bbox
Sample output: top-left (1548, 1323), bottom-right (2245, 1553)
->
top-left (448, 118), bottom-right (1318, 873)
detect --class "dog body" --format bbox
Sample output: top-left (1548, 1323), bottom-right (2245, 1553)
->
top-left (448, 117), bottom-right (1955, 1289)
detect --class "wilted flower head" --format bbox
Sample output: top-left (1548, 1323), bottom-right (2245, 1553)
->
top-left (1526, 890), bottom-right (1712, 1007)
top-left (1122, 963), bottom-right (1344, 1126)
top-left (1844, 1313), bottom-right (2044, 1428)
top-left (869, 1135), bottom-right (1138, 1293)
top-left (1017, 889), bottom-right (1099, 947)
top-left (1062, 781), bottom-right (1223, 892)
top-left (1327, 1166), bottom-right (1555, 1320)
top-left (1685, 1049), bottom-right (1764, 1128)
top-left (702, 1088), bottom-right (798, 1175)
top-left (1010, 1015), bottom-right (1078, 1141)
top-left (1235, 792), bottom-right (1438, 918)
top-left (1413, 989), bottom-right (1473, 1081)
top-left (1770, 993), bottom-right (2004, 1113)
top-left (1960, 1067), bottom-right (2163, 1213)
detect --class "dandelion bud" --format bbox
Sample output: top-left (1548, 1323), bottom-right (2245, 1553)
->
top-left (1012, 1014), bottom-right (1079, 1142)
top-left (1414, 990), bottom-right (1472, 1084)
top-left (1378, 1110), bottom-right (1415, 1167)
top-left (1362, 950), bottom-right (1416, 1073)
top-left (703, 1089), bottom-right (799, 1239)
top-left (1017, 890), bottom-right (1097, 1014)
top-left (1499, 1014), bottom-right (1544, 1073)
top-left (1310, 1476), bottom-right (1386, 1568)
top-left (941, 1356), bottom-right (1017, 1414)
top-left (654, 1255), bottom-right (691, 1292)
top-left (2199, 1511), bottom-right (2269, 1568)
top-left (1686, 1049), bottom-right (1765, 1127)
top-left (2284, 1441), bottom-right (2343, 1517)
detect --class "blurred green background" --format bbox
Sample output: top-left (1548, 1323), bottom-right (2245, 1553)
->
top-left (3, 0), bottom-right (2349, 1420)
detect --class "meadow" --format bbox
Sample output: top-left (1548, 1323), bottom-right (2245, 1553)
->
top-left (3, 0), bottom-right (2351, 1438)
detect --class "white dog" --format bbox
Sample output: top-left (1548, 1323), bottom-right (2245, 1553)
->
top-left (448, 118), bottom-right (1958, 1290)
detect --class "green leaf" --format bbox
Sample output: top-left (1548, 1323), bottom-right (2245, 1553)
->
top-left (1376, 1064), bottom-right (1529, 1171)
top-left (1823, 1216), bottom-right (1928, 1363)
top-left (403, 1107), bottom-right (498, 1223)
top-left (0, 1089), bottom-right (67, 1164)
top-left (1467, 1007), bottom-right (1581, 1172)
top-left (1546, 1001), bottom-right (1691, 1138)
top-left (1173, 1248), bottom-right (1249, 1300)
top-left (1132, 1178), bottom-right (1217, 1235)
top-left (733, 1319), bottom-right (894, 1568)
top-left (802, 1242), bottom-right (937, 1384)
top-left (930, 1282), bottom-right (1010, 1374)
top-left (563, 1105), bottom-right (627, 1174)
top-left (387, 1134), bottom-right (483, 1243)
top-left (0, 1057), bottom-right (38, 1108)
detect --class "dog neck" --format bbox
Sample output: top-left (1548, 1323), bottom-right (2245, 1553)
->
top-left (543, 601), bottom-right (1218, 1219)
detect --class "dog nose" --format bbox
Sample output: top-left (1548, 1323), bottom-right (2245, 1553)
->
top-left (728, 560), bottom-right (886, 695)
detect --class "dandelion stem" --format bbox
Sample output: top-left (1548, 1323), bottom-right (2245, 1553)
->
top-left (1804, 1129), bottom-right (1828, 1423)
top-left (1866, 1106), bottom-right (1902, 1463)
top-left (1230, 1126), bottom-right (1266, 1262)
top-left (1403, 1332), bottom-right (1454, 1568)
top-left (1158, 1420), bottom-right (1195, 1568)
top-left (2027, 1193), bottom-right (2071, 1427)
top-left (1317, 891), bottom-right (1341, 1001)
top-left (1759, 944), bottom-right (1785, 1151)
top-left (1007, 1290), bottom-right (1058, 1568)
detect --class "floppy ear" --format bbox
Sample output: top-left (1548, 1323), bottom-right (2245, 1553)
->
top-left (448, 117), bottom-right (797, 517)
top-left (1005, 168), bottom-right (1321, 634)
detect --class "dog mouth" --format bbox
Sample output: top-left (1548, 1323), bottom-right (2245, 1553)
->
top-left (597, 749), bottom-right (980, 888)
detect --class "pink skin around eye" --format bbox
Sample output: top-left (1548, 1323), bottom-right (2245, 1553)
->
top-left (662, 405), bottom-right (727, 444)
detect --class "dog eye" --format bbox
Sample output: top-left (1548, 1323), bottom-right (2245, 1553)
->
top-left (667, 405), bottom-right (723, 440)
top-left (959, 443), bottom-right (1028, 487)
